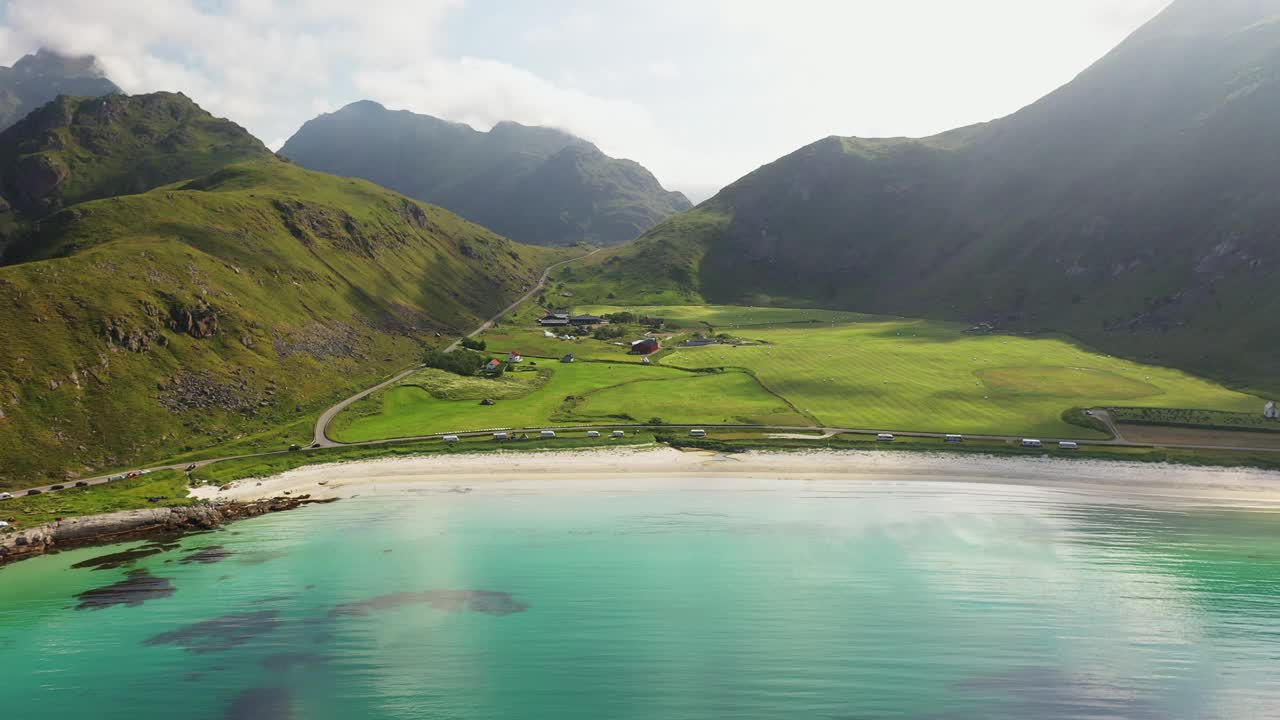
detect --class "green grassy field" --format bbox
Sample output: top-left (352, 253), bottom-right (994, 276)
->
top-left (332, 303), bottom-right (1262, 443)
top-left (0, 471), bottom-right (192, 530)
top-left (646, 307), bottom-right (1259, 439)
top-left (331, 358), bottom-right (807, 442)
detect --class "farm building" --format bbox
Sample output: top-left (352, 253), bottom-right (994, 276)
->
top-left (569, 315), bottom-right (602, 326)
top-left (561, 354), bottom-right (576, 363)
top-left (538, 313), bottom-right (570, 327)
top-left (507, 352), bottom-right (523, 363)
top-left (483, 359), bottom-right (502, 373)
top-left (630, 338), bottom-right (660, 355)
top-left (684, 337), bottom-right (719, 347)
top-left (1267, 401), bottom-right (1279, 419)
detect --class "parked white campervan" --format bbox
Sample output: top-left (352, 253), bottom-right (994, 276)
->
top-left (1021, 438), bottom-right (1043, 448)
top-left (586, 430), bottom-right (601, 438)
top-left (442, 435), bottom-right (460, 444)
top-left (493, 432), bottom-right (509, 441)
top-left (540, 430), bottom-right (557, 439)
top-left (877, 433), bottom-right (895, 442)
top-left (945, 434), bottom-right (963, 443)
top-left (1058, 441), bottom-right (1079, 450)
top-left (689, 429), bottom-right (707, 438)
top-left (612, 430), bottom-right (626, 438)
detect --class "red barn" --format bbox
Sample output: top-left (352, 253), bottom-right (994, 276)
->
top-left (630, 338), bottom-right (660, 355)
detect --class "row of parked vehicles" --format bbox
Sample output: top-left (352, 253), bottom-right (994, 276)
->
top-left (0, 468), bottom-right (158, 500)
top-left (875, 433), bottom-right (1079, 450)
top-left (440, 428), bottom-right (711, 444)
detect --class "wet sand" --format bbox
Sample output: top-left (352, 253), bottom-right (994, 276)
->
top-left (191, 447), bottom-right (1280, 510)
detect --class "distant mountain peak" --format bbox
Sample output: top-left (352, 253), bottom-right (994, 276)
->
top-left (0, 48), bottom-right (121, 131)
top-left (341, 99), bottom-right (387, 112)
top-left (597, 0), bottom-right (1280, 394)
top-left (281, 102), bottom-right (689, 246)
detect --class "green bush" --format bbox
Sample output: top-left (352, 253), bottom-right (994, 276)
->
top-left (424, 348), bottom-right (490, 376)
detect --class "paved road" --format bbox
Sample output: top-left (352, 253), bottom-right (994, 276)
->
top-left (7, 418), bottom-right (1280, 501)
top-left (310, 249), bottom-right (600, 448)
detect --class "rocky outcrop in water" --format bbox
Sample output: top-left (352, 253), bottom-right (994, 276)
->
top-left (0, 496), bottom-right (331, 565)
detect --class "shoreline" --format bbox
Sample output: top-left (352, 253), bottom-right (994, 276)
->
top-left (8, 446), bottom-right (1279, 568)
top-left (193, 446), bottom-right (1280, 510)
top-left (0, 496), bottom-right (332, 567)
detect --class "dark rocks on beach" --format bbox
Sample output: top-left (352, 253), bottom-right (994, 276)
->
top-left (225, 686), bottom-right (293, 720)
top-left (143, 610), bottom-right (280, 654)
top-left (74, 569), bottom-right (176, 610)
top-left (328, 590), bottom-right (529, 619)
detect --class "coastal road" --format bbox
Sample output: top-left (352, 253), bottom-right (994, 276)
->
top-left (310, 249), bottom-right (600, 448)
top-left (8, 418), bottom-right (1280, 503)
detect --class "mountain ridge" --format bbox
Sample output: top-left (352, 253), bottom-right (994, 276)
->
top-left (0, 93), bottom-right (557, 486)
top-left (280, 101), bottom-right (691, 246)
top-left (577, 0), bottom-right (1280, 396)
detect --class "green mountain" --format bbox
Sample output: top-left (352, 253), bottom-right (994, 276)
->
top-left (0, 92), bottom-right (272, 254)
top-left (280, 101), bottom-right (691, 246)
top-left (583, 0), bottom-right (1280, 395)
top-left (0, 49), bottom-right (121, 131)
top-left (0, 97), bottom-right (555, 487)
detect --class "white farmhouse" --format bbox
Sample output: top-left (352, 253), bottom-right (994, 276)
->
top-left (1266, 401), bottom-right (1279, 420)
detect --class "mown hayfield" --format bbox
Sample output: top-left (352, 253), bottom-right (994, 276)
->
top-left (330, 362), bottom-right (799, 441)
top-left (648, 307), bottom-right (1260, 439)
top-left (571, 370), bottom-right (811, 426)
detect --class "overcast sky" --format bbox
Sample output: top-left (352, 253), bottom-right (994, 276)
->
top-left (1, 0), bottom-right (1172, 201)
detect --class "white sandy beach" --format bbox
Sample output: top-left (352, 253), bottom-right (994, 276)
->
top-left (190, 446), bottom-right (1280, 510)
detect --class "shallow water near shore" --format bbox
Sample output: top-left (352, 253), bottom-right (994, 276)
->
top-left (4, 465), bottom-right (1280, 719)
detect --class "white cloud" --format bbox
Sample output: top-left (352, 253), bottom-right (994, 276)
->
top-left (646, 60), bottom-right (680, 80)
top-left (0, 0), bottom-right (1175, 199)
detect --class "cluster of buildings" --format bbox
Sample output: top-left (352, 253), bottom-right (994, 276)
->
top-left (537, 312), bottom-right (602, 328)
top-left (536, 310), bottom-right (662, 356)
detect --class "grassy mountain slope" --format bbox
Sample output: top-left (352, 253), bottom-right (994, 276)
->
top-left (280, 101), bottom-right (691, 246)
top-left (0, 158), bottom-right (556, 487)
top-left (0, 49), bottom-right (120, 131)
top-left (582, 0), bottom-right (1280, 396)
top-left (0, 92), bottom-right (271, 238)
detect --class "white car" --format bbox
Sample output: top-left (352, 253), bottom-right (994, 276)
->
top-left (0, 520), bottom-right (9, 528)
top-left (0, 492), bottom-right (13, 501)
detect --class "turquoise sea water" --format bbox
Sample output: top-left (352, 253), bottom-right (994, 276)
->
top-left (3, 470), bottom-right (1280, 719)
